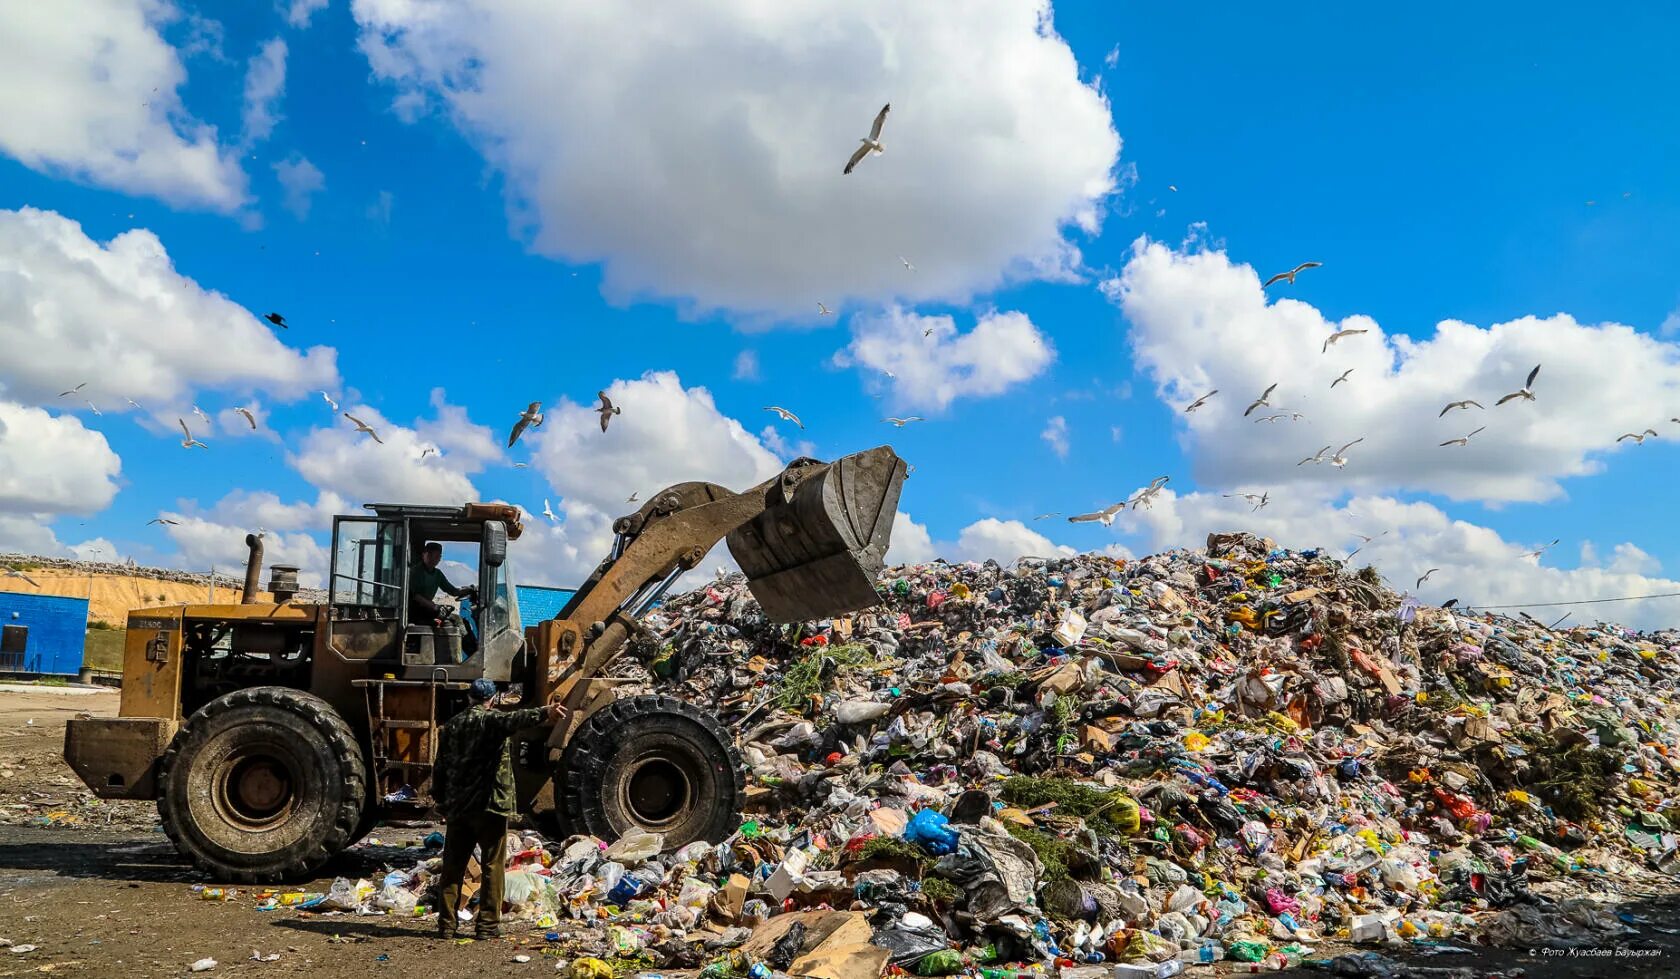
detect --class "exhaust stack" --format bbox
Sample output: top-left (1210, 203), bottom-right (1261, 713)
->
top-left (241, 533), bottom-right (264, 605)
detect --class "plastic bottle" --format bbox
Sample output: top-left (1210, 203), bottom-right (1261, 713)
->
top-left (1176, 944), bottom-right (1225, 964)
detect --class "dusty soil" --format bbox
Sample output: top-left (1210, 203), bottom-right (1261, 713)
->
top-left (4, 687), bottom-right (1680, 977)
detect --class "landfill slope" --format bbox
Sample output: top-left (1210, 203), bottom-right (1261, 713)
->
top-left (596, 532), bottom-right (1680, 967)
top-left (10, 534), bottom-right (1680, 977)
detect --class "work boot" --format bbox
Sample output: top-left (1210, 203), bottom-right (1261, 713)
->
top-left (475, 924), bottom-right (503, 939)
top-left (437, 926), bottom-right (457, 941)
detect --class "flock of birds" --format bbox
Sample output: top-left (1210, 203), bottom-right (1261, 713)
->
top-left (43, 100), bottom-right (1667, 600)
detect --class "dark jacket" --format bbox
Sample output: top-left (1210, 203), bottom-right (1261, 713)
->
top-left (432, 704), bottom-right (547, 819)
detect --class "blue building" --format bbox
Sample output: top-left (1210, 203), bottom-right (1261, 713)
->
top-left (0, 590), bottom-right (91, 676)
top-left (515, 584), bottom-right (577, 625)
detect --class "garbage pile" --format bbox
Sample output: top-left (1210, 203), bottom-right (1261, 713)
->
top-left (268, 533), bottom-right (1680, 973)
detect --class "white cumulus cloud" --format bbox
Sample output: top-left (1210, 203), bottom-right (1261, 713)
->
top-left (351, 0), bottom-right (1120, 316)
top-left (290, 398), bottom-right (496, 506)
top-left (524, 371), bottom-right (786, 582)
top-left (1107, 237), bottom-right (1680, 504)
top-left (835, 307), bottom-right (1055, 411)
top-left (0, 401), bottom-right (122, 516)
top-left (0, 208), bottom-right (338, 413)
top-left (0, 0), bottom-right (247, 210)
top-left (885, 512), bottom-right (1074, 567)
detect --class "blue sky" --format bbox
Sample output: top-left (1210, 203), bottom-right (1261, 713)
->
top-left (2, 1), bottom-right (1678, 626)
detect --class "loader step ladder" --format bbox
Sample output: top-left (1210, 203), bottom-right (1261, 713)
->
top-left (353, 675), bottom-right (470, 814)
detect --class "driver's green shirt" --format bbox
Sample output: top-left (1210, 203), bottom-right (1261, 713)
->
top-left (410, 562), bottom-right (455, 601)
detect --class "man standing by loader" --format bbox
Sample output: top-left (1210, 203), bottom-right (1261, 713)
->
top-left (433, 678), bottom-right (561, 939)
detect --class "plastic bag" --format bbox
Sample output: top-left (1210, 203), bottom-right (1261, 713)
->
top-left (837, 700), bottom-right (892, 724)
top-left (605, 830), bottom-right (664, 862)
top-left (320, 877), bottom-right (372, 912)
top-left (376, 883), bottom-right (419, 913)
top-left (903, 808), bottom-right (959, 856)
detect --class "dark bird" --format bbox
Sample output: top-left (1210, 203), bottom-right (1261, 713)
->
top-left (596, 391), bottom-right (621, 433)
top-left (264, 312), bottom-right (287, 328)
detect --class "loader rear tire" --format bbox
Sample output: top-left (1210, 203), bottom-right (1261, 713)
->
top-left (158, 686), bottom-right (367, 883)
top-left (560, 695), bottom-right (744, 849)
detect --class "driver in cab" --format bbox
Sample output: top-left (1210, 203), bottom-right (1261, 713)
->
top-left (410, 541), bottom-right (478, 654)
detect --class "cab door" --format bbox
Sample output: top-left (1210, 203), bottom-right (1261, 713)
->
top-left (326, 516), bottom-right (405, 663)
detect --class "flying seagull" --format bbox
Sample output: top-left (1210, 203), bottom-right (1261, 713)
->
top-left (420, 447), bottom-right (436, 460)
top-left (86, 400), bottom-right (102, 416)
top-left (1329, 438), bottom-right (1364, 468)
top-left (899, 256), bottom-right (915, 272)
top-left (1322, 328), bottom-right (1368, 353)
top-left (542, 499), bottom-right (557, 523)
top-left (596, 392), bottom-right (621, 433)
top-left (1255, 412), bottom-right (1304, 423)
top-left (58, 382), bottom-right (86, 398)
top-left (883, 416), bottom-right (925, 427)
top-left (125, 398), bottom-right (143, 410)
top-left (1032, 512), bottom-right (1060, 521)
top-left (1617, 429), bottom-right (1659, 444)
top-left (842, 103), bottom-right (891, 175)
top-left (177, 417), bottom-right (207, 449)
top-left (508, 401), bottom-right (544, 447)
top-left (1263, 261), bottom-right (1321, 288)
top-left (344, 412), bottom-right (383, 444)
top-left (320, 391), bottom-right (339, 412)
top-left (1439, 400), bottom-right (1483, 417)
top-left (233, 406), bottom-right (257, 430)
top-left (146, 517), bottom-right (179, 526)
top-left (1523, 539), bottom-right (1560, 560)
top-left (512, 462), bottom-right (529, 469)
top-left (1495, 364), bottom-right (1541, 405)
top-left (1244, 383), bottom-right (1279, 417)
top-left (1331, 369), bottom-right (1354, 388)
top-left (764, 406), bottom-right (804, 429)
top-left (1223, 491), bottom-right (1269, 512)
top-left (264, 312), bottom-right (287, 328)
top-left (2, 569), bottom-right (41, 588)
top-left (1184, 389), bottom-right (1217, 412)
top-left (1353, 532), bottom-right (1388, 544)
top-left (1068, 502), bottom-right (1126, 526)
top-left (626, 492), bottom-right (639, 503)
top-left (1129, 476), bottom-right (1171, 509)
top-left (1298, 445), bottom-right (1332, 466)
top-left (817, 302), bottom-right (834, 316)
top-left (1439, 426), bottom-right (1486, 447)
top-left (1415, 568), bottom-right (1439, 588)
top-left (192, 404), bottom-right (211, 425)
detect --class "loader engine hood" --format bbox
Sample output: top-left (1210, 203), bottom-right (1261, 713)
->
top-left (725, 445), bottom-right (907, 623)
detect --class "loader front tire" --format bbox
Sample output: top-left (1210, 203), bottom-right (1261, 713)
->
top-left (560, 695), bottom-right (744, 849)
top-left (158, 686), bottom-right (367, 883)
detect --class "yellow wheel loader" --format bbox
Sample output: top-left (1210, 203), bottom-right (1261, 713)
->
top-left (64, 447), bottom-right (907, 882)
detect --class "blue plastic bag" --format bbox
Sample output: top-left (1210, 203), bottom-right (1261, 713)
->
top-left (903, 808), bottom-right (959, 856)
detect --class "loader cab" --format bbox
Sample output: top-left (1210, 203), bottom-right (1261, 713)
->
top-left (326, 503), bottom-right (524, 682)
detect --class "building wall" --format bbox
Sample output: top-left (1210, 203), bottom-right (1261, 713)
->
top-left (515, 585), bottom-right (577, 624)
top-left (0, 589), bottom-right (91, 675)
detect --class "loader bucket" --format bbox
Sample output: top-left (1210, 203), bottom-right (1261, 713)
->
top-left (727, 445), bottom-right (907, 622)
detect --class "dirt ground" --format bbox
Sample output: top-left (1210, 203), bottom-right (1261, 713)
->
top-left (5, 687), bottom-right (1680, 978)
